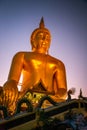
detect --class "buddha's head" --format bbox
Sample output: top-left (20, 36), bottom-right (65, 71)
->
top-left (30, 17), bottom-right (51, 54)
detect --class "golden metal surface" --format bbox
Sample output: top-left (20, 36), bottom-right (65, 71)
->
top-left (0, 17), bottom-right (67, 115)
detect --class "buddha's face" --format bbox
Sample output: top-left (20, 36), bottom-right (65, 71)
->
top-left (32, 31), bottom-right (51, 53)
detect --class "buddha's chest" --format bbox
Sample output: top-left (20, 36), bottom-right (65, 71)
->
top-left (23, 54), bottom-right (56, 74)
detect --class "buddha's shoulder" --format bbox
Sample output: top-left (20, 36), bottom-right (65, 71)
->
top-left (13, 51), bottom-right (40, 60)
top-left (13, 51), bottom-right (32, 57)
top-left (12, 51), bottom-right (31, 61)
top-left (48, 55), bottom-right (65, 67)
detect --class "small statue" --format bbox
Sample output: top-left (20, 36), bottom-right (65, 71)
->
top-left (67, 87), bottom-right (75, 101)
top-left (0, 17), bottom-right (67, 115)
top-left (78, 88), bottom-right (83, 99)
top-left (78, 88), bottom-right (87, 100)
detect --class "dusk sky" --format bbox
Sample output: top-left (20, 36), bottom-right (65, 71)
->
top-left (0, 0), bottom-right (87, 98)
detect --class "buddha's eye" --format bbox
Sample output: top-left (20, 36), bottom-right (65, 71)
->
top-left (45, 34), bottom-right (50, 41)
top-left (46, 35), bottom-right (48, 38)
top-left (37, 33), bottom-right (43, 38)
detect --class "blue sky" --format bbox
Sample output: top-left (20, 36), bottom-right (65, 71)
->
top-left (0, 0), bottom-right (87, 98)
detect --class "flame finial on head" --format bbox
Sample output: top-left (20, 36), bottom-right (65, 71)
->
top-left (39, 17), bottom-right (45, 28)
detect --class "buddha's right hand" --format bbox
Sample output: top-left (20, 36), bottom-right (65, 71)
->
top-left (3, 80), bottom-right (19, 115)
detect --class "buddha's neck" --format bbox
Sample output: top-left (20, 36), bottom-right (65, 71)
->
top-left (32, 48), bottom-right (48, 54)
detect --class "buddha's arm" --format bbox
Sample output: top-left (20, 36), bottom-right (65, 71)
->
top-left (8, 52), bottom-right (24, 82)
top-left (55, 62), bottom-right (67, 97)
top-left (3, 52), bottom-right (24, 99)
top-left (2, 52), bottom-right (24, 114)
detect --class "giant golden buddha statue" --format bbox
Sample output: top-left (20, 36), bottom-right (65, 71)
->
top-left (0, 17), bottom-right (67, 115)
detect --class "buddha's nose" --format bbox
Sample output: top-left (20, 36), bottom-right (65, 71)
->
top-left (42, 36), bottom-right (45, 40)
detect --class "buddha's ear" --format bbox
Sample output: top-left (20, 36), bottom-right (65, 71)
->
top-left (31, 40), bottom-right (37, 50)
